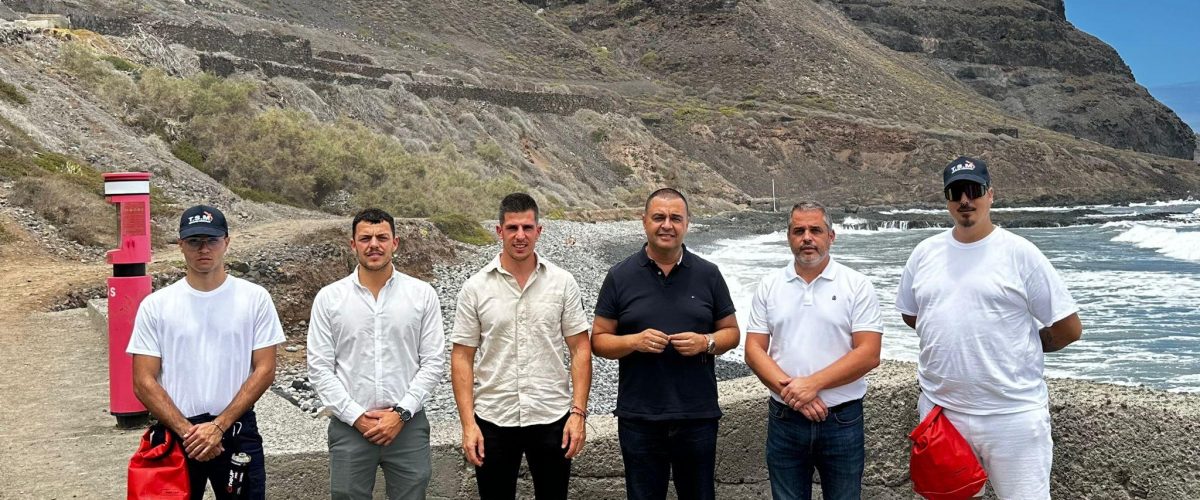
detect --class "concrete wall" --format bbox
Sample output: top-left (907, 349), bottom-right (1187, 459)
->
top-left (259, 361), bottom-right (1200, 499)
top-left (85, 300), bottom-right (1200, 498)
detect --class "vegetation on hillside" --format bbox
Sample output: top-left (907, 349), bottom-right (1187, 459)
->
top-left (0, 78), bottom-right (29, 105)
top-left (60, 42), bottom-right (521, 222)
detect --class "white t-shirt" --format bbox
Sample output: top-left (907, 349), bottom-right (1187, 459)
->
top-left (127, 276), bottom-right (285, 418)
top-left (895, 228), bottom-right (1078, 415)
top-left (747, 258), bottom-right (884, 407)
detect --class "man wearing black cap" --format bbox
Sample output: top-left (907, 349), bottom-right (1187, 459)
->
top-left (128, 204), bottom-right (286, 499)
top-left (895, 157), bottom-right (1083, 499)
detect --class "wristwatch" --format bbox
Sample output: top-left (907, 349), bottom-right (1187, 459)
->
top-left (392, 406), bottom-right (413, 422)
top-left (705, 334), bottom-right (716, 355)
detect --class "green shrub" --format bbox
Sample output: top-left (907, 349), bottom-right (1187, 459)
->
top-left (0, 79), bottom-right (29, 105)
top-left (0, 149), bottom-right (36, 179)
top-left (638, 51), bottom-right (660, 68)
top-left (10, 176), bottom-right (116, 247)
top-left (430, 213), bottom-right (494, 245)
top-left (100, 55), bottom-right (138, 72)
top-left (170, 140), bottom-right (206, 171)
top-left (0, 223), bottom-right (14, 244)
top-left (474, 140), bottom-right (505, 165)
top-left (589, 128), bottom-right (609, 143)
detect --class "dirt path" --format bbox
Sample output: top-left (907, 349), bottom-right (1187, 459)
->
top-left (0, 213), bottom-right (342, 497)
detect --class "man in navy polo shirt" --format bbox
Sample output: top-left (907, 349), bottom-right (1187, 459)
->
top-left (592, 188), bottom-right (740, 500)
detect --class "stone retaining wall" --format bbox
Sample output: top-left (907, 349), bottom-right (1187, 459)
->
top-left (85, 299), bottom-right (1200, 498)
top-left (273, 366), bottom-right (1200, 499)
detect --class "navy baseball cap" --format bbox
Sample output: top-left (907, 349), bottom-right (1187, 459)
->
top-left (942, 156), bottom-right (990, 188)
top-left (178, 205), bottom-right (228, 238)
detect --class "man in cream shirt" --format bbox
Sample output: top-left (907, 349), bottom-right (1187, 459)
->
top-left (307, 208), bottom-right (447, 500)
top-left (451, 193), bottom-right (592, 500)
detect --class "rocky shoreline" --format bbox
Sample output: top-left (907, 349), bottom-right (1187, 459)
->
top-left (272, 203), bottom-right (1197, 419)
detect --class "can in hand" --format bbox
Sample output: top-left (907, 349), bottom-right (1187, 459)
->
top-left (226, 452), bottom-right (251, 497)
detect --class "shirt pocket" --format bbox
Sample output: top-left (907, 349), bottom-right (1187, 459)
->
top-left (533, 299), bottom-right (566, 336)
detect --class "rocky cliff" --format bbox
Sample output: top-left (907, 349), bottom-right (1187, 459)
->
top-left (0, 0), bottom-right (1197, 242)
top-left (828, 0), bottom-right (1196, 160)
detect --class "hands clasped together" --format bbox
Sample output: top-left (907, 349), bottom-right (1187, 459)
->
top-left (630, 328), bottom-right (708, 356)
top-left (182, 421), bottom-right (225, 462)
top-left (778, 376), bottom-right (829, 422)
top-left (355, 408), bottom-right (406, 447)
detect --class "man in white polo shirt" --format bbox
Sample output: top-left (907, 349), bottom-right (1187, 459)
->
top-left (744, 201), bottom-right (883, 500)
top-left (896, 156), bottom-right (1082, 499)
top-left (129, 204), bottom-right (286, 500)
top-left (450, 193), bottom-right (592, 500)
top-left (307, 208), bottom-right (446, 500)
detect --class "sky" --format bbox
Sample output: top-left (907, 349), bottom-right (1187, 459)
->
top-left (1064, 0), bottom-right (1200, 131)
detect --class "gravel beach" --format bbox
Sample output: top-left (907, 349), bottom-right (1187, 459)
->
top-left (273, 217), bottom-right (765, 420)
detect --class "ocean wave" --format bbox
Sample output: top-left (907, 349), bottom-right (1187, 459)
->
top-left (1110, 224), bottom-right (1200, 262)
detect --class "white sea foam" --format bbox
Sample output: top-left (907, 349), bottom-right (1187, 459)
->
top-left (1110, 224), bottom-right (1200, 262)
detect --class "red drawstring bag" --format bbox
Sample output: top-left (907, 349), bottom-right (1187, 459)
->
top-left (128, 426), bottom-right (190, 500)
top-left (909, 405), bottom-right (987, 500)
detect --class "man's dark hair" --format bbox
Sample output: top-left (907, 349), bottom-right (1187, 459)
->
top-left (351, 208), bottom-right (395, 237)
top-left (789, 201), bottom-right (833, 232)
top-left (644, 187), bottom-right (690, 217)
top-left (498, 192), bottom-right (539, 225)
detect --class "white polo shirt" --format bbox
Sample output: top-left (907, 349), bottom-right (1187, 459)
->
top-left (746, 258), bottom-right (884, 407)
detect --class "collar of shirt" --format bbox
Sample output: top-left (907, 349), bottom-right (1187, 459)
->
top-left (639, 243), bottom-right (690, 269)
top-left (785, 257), bottom-right (839, 284)
top-left (350, 265), bottom-right (398, 293)
top-left (483, 252), bottom-right (547, 293)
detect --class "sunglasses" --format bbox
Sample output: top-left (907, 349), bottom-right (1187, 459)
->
top-left (180, 236), bottom-right (224, 250)
top-left (945, 182), bottom-right (988, 201)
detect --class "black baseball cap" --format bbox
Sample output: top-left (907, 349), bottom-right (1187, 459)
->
top-left (178, 205), bottom-right (228, 238)
top-left (942, 156), bottom-right (990, 188)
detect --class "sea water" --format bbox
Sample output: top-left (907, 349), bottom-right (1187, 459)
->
top-left (696, 201), bottom-right (1200, 392)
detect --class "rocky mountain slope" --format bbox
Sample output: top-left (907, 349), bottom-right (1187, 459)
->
top-left (0, 0), bottom-right (1197, 253)
top-left (828, 0), bottom-right (1196, 160)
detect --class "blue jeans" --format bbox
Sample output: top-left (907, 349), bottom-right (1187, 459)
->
top-left (617, 417), bottom-right (719, 500)
top-left (766, 398), bottom-right (864, 500)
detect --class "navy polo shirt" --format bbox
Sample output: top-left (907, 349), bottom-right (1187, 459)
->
top-left (594, 245), bottom-right (736, 420)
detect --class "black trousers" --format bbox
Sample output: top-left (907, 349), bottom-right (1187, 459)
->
top-left (169, 411), bottom-right (265, 500)
top-left (474, 413), bottom-right (572, 500)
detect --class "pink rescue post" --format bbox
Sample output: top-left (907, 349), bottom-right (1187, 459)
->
top-left (103, 172), bottom-right (152, 428)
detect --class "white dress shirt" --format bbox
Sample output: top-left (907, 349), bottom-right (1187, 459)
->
top-left (307, 267), bottom-right (446, 425)
top-left (450, 254), bottom-right (590, 427)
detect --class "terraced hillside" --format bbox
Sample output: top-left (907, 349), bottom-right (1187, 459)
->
top-left (0, 0), bottom-right (1197, 249)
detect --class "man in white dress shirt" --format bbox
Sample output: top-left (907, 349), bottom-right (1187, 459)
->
top-left (744, 201), bottom-right (884, 500)
top-left (307, 208), bottom-right (447, 500)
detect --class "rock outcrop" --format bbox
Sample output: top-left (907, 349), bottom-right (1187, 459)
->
top-left (829, 0), bottom-right (1196, 160)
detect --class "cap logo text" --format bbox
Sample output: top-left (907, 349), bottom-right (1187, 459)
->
top-left (187, 211), bottom-right (214, 225)
top-left (949, 161), bottom-right (976, 174)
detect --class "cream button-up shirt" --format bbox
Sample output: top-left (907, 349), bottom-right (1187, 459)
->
top-left (307, 267), bottom-right (446, 425)
top-left (450, 254), bottom-right (590, 427)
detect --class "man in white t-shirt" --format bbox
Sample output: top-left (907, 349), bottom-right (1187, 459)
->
top-left (307, 208), bottom-right (446, 500)
top-left (128, 204), bottom-right (286, 500)
top-left (744, 201), bottom-right (884, 500)
top-left (895, 157), bottom-right (1083, 499)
